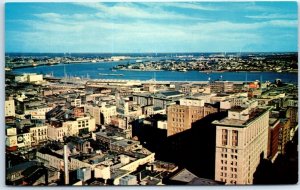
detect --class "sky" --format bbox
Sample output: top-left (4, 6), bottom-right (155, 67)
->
top-left (5, 1), bottom-right (298, 53)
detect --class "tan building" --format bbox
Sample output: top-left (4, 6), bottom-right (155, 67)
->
top-left (167, 104), bottom-right (218, 137)
top-left (47, 125), bottom-right (67, 142)
top-left (48, 116), bottom-right (96, 141)
top-left (213, 107), bottom-right (270, 185)
top-left (84, 104), bottom-right (101, 125)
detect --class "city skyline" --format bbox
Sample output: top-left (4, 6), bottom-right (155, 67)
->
top-left (5, 1), bottom-right (298, 53)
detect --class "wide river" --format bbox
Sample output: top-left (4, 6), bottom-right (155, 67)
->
top-left (13, 61), bottom-right (298, 84)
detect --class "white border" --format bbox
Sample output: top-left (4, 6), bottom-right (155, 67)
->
top-left (0, 0), bottom-right (299, 190)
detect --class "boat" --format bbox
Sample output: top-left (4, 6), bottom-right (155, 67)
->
top-left (99, 73), bottom-right (124, 76)
top-left (179, 68), bottom-right (187, 72)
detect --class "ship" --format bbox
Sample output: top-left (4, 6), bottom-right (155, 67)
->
top-left (99, 73), bottom-right (124, 76)
top-left (179, 68), bottom-right (187, 72)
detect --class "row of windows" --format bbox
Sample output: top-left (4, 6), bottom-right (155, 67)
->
top-left (221, 159), bottom-right (237, 166)
top-left (220, 172), bottom-right (238, 178)
top-left (172, 123), bottom-right (184, 128)
top-left (172, 118), bottom-right (185, 122)
top-left (221, 154), bottom-right (238, 160)
top-left (222, 148), bottom-right (238, 153)
top-left (171, 127), bottom-right (184, 133)
top-left (220, 177), bottom-right (238, 184)
top-left (171, 109), bottom-right (185, 112)
top-left (171, 113), bottom-right (184, 118)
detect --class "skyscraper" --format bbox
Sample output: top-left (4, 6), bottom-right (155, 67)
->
top-left (213, 106), bottom-right (271, 184)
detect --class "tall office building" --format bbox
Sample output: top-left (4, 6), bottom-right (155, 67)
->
top-left (167, 103), bottom-right (218, 137)
top-left (213, 106), bottom-right (270, 185)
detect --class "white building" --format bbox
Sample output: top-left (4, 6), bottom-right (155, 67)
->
top-left (100, 103), bottom-right (117, 125)
top-left (77, 116), bottom-right (96, 134)
top-left (94, 165), bottom-right (111, 180)
top-left (30, 125), bottom-right (48, 146)
top-left (15, 73), bottom-right (43, 83)
top-left (213, 107), bottom-right (270, 185)
top-left (5, 99), bottom-right (15, 117)
top-left (24, 106), bottom-right (52, 120)
top-left (157, 120), bottom-right (167, 130)
top-left (6, 133), bottom-right (31, 149)
top-left (179, 98), bottom-right (205, 107)
top-left (36, 149), bottom-right (91, 171)
top-left (70, 99), bottom-right (81, 107)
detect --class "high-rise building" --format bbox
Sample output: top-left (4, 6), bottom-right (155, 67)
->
top-left (167, 103), bottom-right (218, 137)
top-left (213, 106), bottom-right (270, 185)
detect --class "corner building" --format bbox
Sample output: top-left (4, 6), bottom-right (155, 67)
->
top-left (167, 104), bottom-right (218, 137)
top-left (213, 107), bottom-right (270, 185)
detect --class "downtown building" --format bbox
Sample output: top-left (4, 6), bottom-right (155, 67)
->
top-left (212, 106), bottom-right (271, 185)
top-left (167, 99), bottom-right (218, 137)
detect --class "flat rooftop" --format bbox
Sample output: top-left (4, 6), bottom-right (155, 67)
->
top-left (269, 118), bottom-right (279, 126)
top-left (170, 169), bottom-right (198, 183)
top-left (213, 108), bottom-right (270, 127)
top-left (111, 139), bottom-right (139, 148)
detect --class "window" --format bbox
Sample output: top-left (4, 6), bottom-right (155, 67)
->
top-left (232, 130), bottom-right (238, 146)
top-left (222, 129), bottom-right (228, 146)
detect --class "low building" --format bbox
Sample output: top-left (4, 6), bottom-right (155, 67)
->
top-left (30, 125), bottom-right (48, 146)
top-left (5, 98), bottom-right (15, 117)
top-left (119, 174), bottom-right (137, 185)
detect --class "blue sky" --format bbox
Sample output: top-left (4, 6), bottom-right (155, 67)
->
top-left (5, 1), bottom-right (298, 53)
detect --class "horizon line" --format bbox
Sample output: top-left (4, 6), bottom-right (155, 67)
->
top-left (5, 51), bottom-right (298, 54)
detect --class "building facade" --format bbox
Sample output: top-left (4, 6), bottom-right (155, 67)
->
top-left (167, 104), bottom-right (218, 136)
top-left (213, 107), bottom-right (270, 185)
top-left (5, 99), bottom-right (15, 117)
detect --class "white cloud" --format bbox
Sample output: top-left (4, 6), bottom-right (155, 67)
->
top-left (158, 2), bottom-right (218, 11)
top-left (268, 20), bottom-right (298, 27)
top-left (74, 2), bottom-right (206, 21)
top-left (245, 14), bottom-right (297, 20)
top-left (6, 3), bottom-right (298, 53)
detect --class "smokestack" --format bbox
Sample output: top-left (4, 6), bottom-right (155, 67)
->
top-left (63, 143), bottom-right (69, 185)
top-left (44, 166), bottom-right (48, 186)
